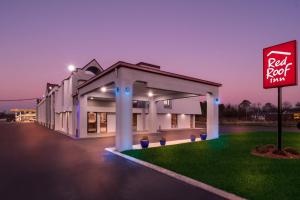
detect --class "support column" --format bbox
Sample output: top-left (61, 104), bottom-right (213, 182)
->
top-left (115, 81), bottom-right (133, 151)
top-left (78, 95), bottom-right (87, 138)
top-left (141, 108), bottom-right (146, 131)
top-left (148, 98), bottom-right (157, 133)
top-left (206, 92), bottom-right (219, 140)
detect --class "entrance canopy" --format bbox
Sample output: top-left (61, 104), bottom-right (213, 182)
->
top-left (76, 61), bottom-right (221, 151)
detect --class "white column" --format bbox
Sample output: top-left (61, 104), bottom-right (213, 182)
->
top-left (71, 98), bottom-right (78, 137)
top-left (206, 92), bottom-right (219, 139)
top-left (141, 108), bottom-right (146, 131)
top-left (115, 81), bottom-right (133, 151)
top-left (78, 95), bottom-right (87, 138)
top-left (148, 98), bottom-right (157, 133)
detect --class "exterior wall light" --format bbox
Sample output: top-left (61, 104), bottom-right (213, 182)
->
top-left (90, 97), bottom-right (94, 100)
top-left (125, 87), bottom-right (131, 95)
top-left (68, 65), bottom-right (75, 72)
top-left (148, 91), bottom-right (153, 97)
top-left (167, 113), bottom-right (171, 117)
top-left (215, 98), bottom-right (220, 105)
top-left (100, 87), bottom-right (107, 92)
top-left (115, 87), bottom-right (120, 96)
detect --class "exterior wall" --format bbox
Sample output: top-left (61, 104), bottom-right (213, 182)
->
top-left (107, 113), bottom-right (116, 133)
top-left (178, 114), bottom-right (190, 128)
top-left (37, 100), bottom-right (46, 125)
top-left (157, 114), bottom-right (192, 130)
top-left (157, 114), bottom-right (171, 129)
top-left (37, 61), bottom-right (218, 141)
top-left (63, 78), bottom-right (73, 112)
top-left (137, 114), bottom-right (143, 131)
top-left (39, 95), bottom-right (201, 137)
top-left (157, 97), bottom-right (202, 115)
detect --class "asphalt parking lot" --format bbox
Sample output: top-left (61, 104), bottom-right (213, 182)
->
top-left (0, 123), bottom-right (224, 200)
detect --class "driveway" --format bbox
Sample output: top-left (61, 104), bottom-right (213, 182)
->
top-left (0, 123), bottom-right (224, 200)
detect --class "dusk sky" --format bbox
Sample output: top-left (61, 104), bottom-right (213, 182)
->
top-left (0, 0), bottom-right (299, 111)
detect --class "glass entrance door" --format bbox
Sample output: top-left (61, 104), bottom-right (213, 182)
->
top-left (87, 112), bottom-right (97, 133)
top-left (171, 114), bottom-right (178, 128)
top-left (100, 112), bottom-right (107, 133)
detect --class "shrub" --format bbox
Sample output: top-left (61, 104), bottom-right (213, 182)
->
top-left (265, 144), bottom-right (275, 150)
top-left (297, 122), bottom-right (300, 130)
top-left (255, 145), bottom-right (269, 154)
top-left (284, 147), bottom-right (300, 155)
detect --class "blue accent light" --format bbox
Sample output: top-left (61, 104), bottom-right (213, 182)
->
top-left (115, 87), bottom-right (120, 96)
top-left (125, 87), bottom-right (131, 95)
top-left (215, 98), bottom-right (220, 105)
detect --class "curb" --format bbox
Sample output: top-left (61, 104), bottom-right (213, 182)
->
top-left (105, 147), bottom-right (246, 200)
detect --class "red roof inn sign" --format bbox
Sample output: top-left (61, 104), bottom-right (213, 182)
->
top-left (263, 40), bottom-right (297, 151)
top-left (263, 40), bottom-right (297, 88)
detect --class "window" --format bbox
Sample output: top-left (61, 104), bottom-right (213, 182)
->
top-left (133, 101), bottom-right (146, 108)
top-left (87, 112), bottom-right (97, 133)
top-left (171, 114), bottom-right (178, 128)
top-left (99, 113), bottom-right (107, 133)
top-left (164, 100), bottom-right (172, 108)
top-left (195, 115), bottom-right (201, 128)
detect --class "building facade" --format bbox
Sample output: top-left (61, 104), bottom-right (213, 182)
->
top-left (37, 59), bottom-right (221, 151)
top-left (10, 109), bottom-right (36, 122)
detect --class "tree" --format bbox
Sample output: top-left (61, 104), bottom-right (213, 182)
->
top-left (262, 102), bottom-right (276, 112)
top-left (282, 101), bottom-right (292, 112)
top-left (239, 100), bottom-right (251, 120)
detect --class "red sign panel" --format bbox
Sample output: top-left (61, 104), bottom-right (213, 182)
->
top-left (263, 40), bottom-right (297, 89)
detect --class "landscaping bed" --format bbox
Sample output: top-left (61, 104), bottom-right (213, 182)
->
top-left (123, 132), bottom-right (300, 200)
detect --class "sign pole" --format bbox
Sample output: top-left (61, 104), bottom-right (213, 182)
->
top-left (277, 87), bottom-right (282, 151)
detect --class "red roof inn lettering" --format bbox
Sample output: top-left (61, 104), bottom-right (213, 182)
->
top-left (263, 40), bottom-right (297, 89)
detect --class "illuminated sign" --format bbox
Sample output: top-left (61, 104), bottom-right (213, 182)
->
top-left (263, 40), bottom-right (297, 88)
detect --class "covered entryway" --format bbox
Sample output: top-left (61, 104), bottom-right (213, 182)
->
top-left (76, 61), bottom-right (221, 151)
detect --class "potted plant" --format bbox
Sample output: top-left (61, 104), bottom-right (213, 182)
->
top-left (200, 133), bottom-right (207, 140)
top-left (190, 134), bottom-right (196, 142)
top-left (160, 137), bottom-right (166, 146)
top-left (140, 136), bottom-right (149, 149)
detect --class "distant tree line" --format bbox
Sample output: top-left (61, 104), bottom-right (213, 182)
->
top-left (201, 100), bottom-right (300, 121)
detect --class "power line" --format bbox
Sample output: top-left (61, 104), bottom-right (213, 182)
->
top-left (0, 98), bottom-right (39, 102)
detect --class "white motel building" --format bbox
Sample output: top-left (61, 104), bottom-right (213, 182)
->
top-left (37, 59), bottom-right (221, 151)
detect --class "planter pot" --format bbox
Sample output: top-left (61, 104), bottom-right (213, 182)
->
top-left (140, 140), bottom-right (149, 149)
top-left (200, 134), bottom-right (207, 140)
top-left (190, 136), bottom-right (196, 142)
top-left (160, 140), bottom-right (166, 146)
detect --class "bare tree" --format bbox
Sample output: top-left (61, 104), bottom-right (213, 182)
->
top-left (239, 100), bottom-right (251, 120)
top-left (282, 101), bottom-right (292, 112)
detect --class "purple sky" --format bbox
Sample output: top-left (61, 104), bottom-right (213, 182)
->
top-left (0, 0), bottom-right (299, 111)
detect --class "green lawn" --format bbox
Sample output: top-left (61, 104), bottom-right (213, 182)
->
top-left (123, 132), bottom-right (300, 200)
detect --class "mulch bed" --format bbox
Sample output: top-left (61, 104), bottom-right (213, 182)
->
top-left (252, 144), bottom-right (300, 159)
